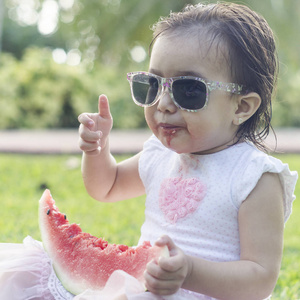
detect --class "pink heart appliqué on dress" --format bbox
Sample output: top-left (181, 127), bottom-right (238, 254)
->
top-left (159, 177), bottom-right (206, 223)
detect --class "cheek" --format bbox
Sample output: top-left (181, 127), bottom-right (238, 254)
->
top-left (182, 112), bottom-right (208, 133)
top-left (186, 108), bottom-right (237, 143)
top-left (184, 111), bottom-right (225, 140)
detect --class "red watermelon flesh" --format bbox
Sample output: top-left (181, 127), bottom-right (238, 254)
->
top-left (39, 189), bottom-right (169, 295)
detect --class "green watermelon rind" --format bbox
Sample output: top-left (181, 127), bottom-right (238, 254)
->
top-left (39, 189), bottom-right (169, 295)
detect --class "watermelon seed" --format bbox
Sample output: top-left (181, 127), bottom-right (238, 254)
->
top-left (64, 214), bottom-right (67, 220)
top-left (47, 209), bottom-right (50, 215)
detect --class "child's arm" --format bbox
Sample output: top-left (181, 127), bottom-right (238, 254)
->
top-left (145, 172), bottom-right (284, 300)
top-left (78, 95), bottom-right (145, 202)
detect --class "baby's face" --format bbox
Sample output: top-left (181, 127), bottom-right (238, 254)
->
top-left (145, 32), bottom-right (241, 154)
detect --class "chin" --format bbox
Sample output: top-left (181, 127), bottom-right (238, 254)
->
top-left (164, 141), bottom-right (190, 154)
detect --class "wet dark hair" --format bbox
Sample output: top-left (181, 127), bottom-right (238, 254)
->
top-left (150, 2), bottom-right (278, 151)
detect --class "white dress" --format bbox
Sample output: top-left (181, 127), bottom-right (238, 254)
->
top-left (138, 135), bottom-right (298, 299)
top-left (0, 135), bottom-right (297, 300)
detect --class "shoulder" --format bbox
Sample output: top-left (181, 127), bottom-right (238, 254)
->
top-left (232, 143), bottom-right (298, 222)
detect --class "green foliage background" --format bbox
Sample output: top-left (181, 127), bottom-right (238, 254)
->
top-left (0, 0), bottom-right (299, 129)
top-left (0, 48), bottom-right (146, 129)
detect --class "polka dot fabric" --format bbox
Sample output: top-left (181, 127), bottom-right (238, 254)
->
top-left (138, 135), bottom-right (297, 299)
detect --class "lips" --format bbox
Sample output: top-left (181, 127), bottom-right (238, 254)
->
top-left (158, 123), bottom-right (181, 134)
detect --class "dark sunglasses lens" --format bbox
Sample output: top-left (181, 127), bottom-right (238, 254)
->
top-left (132, 74), bottom-right (159, 105)
top-left (173, 79), bottom-right (207, 110)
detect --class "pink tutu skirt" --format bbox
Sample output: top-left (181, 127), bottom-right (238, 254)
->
top-left (0, 236), bottom-right (207, 300)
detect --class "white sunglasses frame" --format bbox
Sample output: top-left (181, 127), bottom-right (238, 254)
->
top-left (127, 71), bottom-right (246, 112)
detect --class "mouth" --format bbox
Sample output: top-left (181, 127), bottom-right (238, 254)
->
top-left (158, 123), bottom-right (181, 135)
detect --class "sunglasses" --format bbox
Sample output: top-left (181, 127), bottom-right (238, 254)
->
top-left (127, 72), bottom-right (245, 112)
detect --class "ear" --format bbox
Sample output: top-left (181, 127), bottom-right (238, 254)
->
top-left (233, 92), bottom-right (261, 126)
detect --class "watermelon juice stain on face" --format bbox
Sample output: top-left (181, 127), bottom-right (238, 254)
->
top-left (161, 127), bottom-right (177, 147)
top-left (166, 130), bottom-right (176, 147)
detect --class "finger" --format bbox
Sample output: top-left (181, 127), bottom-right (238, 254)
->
top-left (84, 148), bottom-right (101, 156)
top-left (154, 236), bottom-right (184, 273)
top-left (155, 235), bottom-right (178, 255)
top-left (78, 113), bottom-right (95, 129)
top-left (98, 94), bottom-right (111, 119)
top-left (158, 255), bottom-right (184, 273)
top-left (146, 259), bottom-right (170, 280)
top-left (144, 270), bottom-right (178, 296)
top-left (79, 139), bottom-right (101, 155)
top-left (79, 124), bottom-right (102, 142)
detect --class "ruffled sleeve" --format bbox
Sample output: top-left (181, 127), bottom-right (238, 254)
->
top-left (232, 149), bottom-right (298, 223)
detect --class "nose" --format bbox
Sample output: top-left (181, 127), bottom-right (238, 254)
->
top-left (156, 83), bottom-right (177, 113)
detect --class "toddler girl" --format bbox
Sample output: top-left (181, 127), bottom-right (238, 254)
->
top-left (78, 2), bottom-right (297, 300)
top-left (0, 2), bottom-right (297, 300)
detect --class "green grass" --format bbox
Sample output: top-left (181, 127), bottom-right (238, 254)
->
top-left (0, 153), bottom-right (299, 298)
top-left (0, 154), bottom-right (145, 246)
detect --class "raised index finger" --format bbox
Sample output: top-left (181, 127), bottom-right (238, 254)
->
top-left (98, 94), bottom-right (111, 119)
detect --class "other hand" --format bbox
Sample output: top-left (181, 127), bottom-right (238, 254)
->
top-left (78, 95), bottom-right (113, 155)
top-left (144, 235), bottom-right (191, 296)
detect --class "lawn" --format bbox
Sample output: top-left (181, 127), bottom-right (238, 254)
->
top-left (0, 153), bottom-right (299, 299)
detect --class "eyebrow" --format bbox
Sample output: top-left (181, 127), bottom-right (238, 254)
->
top-left (148, 68), bottom-right (208, 80)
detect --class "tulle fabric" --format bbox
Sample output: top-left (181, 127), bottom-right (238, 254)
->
top-left (73, 270), bottom-right (201, 300)
top-left (0, 236), bottom-right (54, 300)
top-left (0, 236), bottom-right (203, 300)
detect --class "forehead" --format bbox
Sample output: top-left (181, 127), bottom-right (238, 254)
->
top-left (149, 29), bottom-right (231, 80)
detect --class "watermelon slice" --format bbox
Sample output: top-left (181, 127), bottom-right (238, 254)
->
top-left (39, 189), bottom-right (169, 295)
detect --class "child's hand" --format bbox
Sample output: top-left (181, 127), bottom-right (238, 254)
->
top-left (78, 95), bottom-right (113, 155)
top-left (144, 235), bottom-right (192, 296)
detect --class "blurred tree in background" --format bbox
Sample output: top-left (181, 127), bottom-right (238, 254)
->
top-left (0, 0), bottom-right (299, 129)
